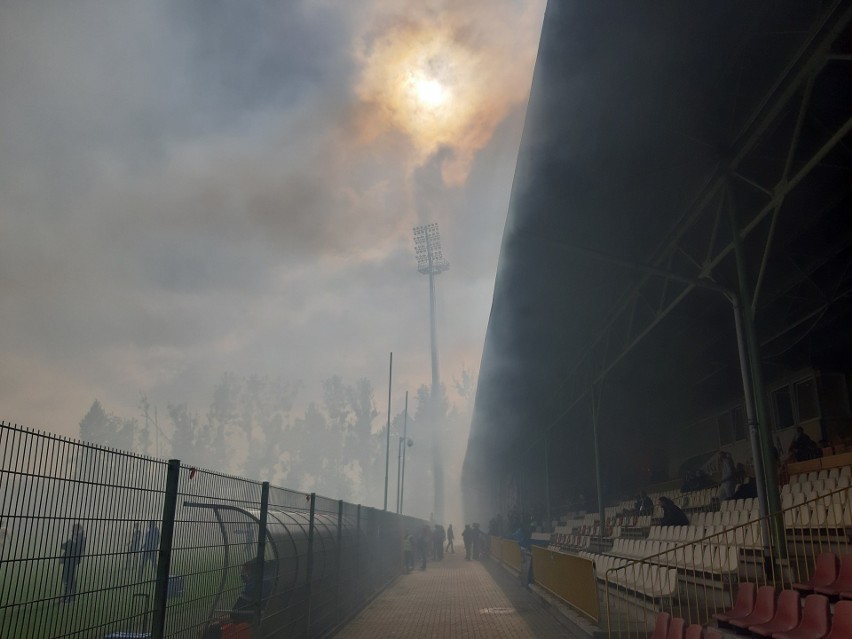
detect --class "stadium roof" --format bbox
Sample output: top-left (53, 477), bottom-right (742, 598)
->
top-left (464, 0), bottom-right (852, 508)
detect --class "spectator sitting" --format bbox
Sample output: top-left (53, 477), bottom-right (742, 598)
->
top-left (658, 497), bottom-right (689, 526)
top-left (733, 476), bottom-right (757, 500)
top-left (230, 558), bottom-right (272, 622)
top-left (717, 451), bottom-right (736, 501)
top-left (636, 491), bottom-right (654, 516)
top-left (789, 427), bottom-right (822, 462)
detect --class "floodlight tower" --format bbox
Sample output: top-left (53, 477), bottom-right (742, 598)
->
top-left (413, 223), bottom-right (450, 524)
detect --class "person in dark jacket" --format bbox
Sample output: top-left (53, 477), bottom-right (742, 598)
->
top-left (403, 531), bottom-right (414, 572)
top-left (230, 557), bottom-right (272, 622)
top-left (433, 525), bottom-right (445, 560)
top-left (636, 491), bottom-right (654, 516)
top-left (60, 523), bottom-right (86, 604)
top-left (417, 526), bottom-right (431, 570)
top-left (789, 427), bottom-right (821, 462)
top-left (461, 524), bottom-right (473, 561)
top-left (658, 497), bottom-right (689, 526)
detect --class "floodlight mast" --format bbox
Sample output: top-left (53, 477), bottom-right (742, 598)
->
top-left (413, 223), bottom-right (449, 524)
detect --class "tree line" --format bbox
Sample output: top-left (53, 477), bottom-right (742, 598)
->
top-left (78, 369), bottom-right (475, 511)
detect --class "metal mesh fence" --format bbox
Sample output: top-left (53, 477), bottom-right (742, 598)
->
top-left (0, 422), bottom-right (429, 638)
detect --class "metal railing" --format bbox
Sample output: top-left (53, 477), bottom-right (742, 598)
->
top-left (0, 422), bottom-right (427, 638)
top-left (600, 483), bottom-right (852, 637)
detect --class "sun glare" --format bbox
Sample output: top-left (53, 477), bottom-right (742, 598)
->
top-left (410, 74), bottom-right (449, 109)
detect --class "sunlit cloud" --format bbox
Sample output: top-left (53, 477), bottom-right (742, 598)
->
top-left (353, 2), bottom-right (544, 184)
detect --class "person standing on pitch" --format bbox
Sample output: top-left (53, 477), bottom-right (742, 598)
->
top-left (139, 520), bottom-right (160, 580)
top-left (445, 524), bottom-right (455, 554)
top-left (60, 523), bottom-right (86, 604)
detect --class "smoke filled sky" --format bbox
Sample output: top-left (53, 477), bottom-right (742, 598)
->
top-left (0, 1), bottom-right (546, 439)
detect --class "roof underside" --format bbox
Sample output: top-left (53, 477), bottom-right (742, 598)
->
top-left (466, 0), bottom-right (852, 498)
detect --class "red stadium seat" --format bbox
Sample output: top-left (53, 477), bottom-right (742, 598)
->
top-left (749, 589), bottom-right (801, 637)
top-left (666, 616), bottom-right (686, 639)
top-left (685, 624), bottom-right (703, 639)
top-left (773, 594), bottom-right (830, 639)
top-left (816, 554), bottom-right (852, 598)
top-left (714, 582), bottom-right (755, 625)
top-left (650, 611), bottom-right (670, 639)
top-left (824, 600), bottom-right (852, 639)
top-left (705, 631), bottom-right (722, 639)
top-left (731, 586), bottom-right (777, 630)
top-left (794, 553), bottom-right (838, 593)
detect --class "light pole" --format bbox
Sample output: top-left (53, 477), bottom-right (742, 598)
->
top-left (413, 223), bottom-right (449, 523)
top-left (384, 352), bottom-right (393, 511)
top-left (397, 391), bottom-right (411, 513)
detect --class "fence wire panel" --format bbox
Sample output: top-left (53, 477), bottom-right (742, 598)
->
top-left (167, 465), bottom-right (264, 639)
top-left (0, 422), bottom-right (429, 639)
top-left (336, 502), bottom-right (364, 625)
top-left (0, 422), bottom-right (167, 639)
top-left (305, 494), bottom-right (343, 636)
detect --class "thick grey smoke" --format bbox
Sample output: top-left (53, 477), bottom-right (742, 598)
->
top-left (0, 0), bottom-right (544, 517)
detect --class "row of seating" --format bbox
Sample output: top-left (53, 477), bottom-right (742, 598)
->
top-left (649, 523), bottom-right (765, 548)
top-left (720, 497), bottom-right (760, 512)
top-left (687, 509), bottom-right (759, 528)
top-left (781, 497), bottom-right (852, 528)
top-left (650, 613), bottom-right (720, 639)
top-left (794, 552), bottom-right (852, 598)
top-left (791, 468), bottom-right (852, 484)
top-left (579, 551), bottom-right (678, 598)
top-left (783, 476), bottom-right (852, 496)
top-left (611, 539), bottom-right (738, 574)
top-left (550, 533), bottom-right (592, 550)
top-left (676, 488), bottom-right (718, 510)
top-left (696, 494), bottom-right (852, 529)
top-left (715, 583), bottom-right (852, 639)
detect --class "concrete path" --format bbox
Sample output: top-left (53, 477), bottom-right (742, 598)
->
top-left (335, 550), bottom-right (572, 638)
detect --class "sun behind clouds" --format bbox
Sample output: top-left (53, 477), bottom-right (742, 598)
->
top-left (353, 3), bottom-right (545, 185)
top-left (409, 73), bottom-right (449, 110)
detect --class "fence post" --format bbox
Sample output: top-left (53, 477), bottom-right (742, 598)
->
top-left (305, 492), bottom-right (317, 635)
top-left (336, 499), bottom-right (344, 624)
top-left (152, 459), bottom-right (180, 639)
top-left (254, 481), bottom-right (270, 628)
top-left (355, 504), bottom-right (362, 605)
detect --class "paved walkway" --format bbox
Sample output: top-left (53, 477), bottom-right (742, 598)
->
top-left (335, 550), bottom-right (571, 638)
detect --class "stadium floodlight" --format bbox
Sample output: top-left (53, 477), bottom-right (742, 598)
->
top-left (413, 223), bottom-right (450, 275)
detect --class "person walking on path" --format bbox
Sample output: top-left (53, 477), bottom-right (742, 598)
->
top-left (445, 524), bottom-right (455, 554)
top-left (462, 524), bottom-right (473, 561)
top-left (139, 520), bottom-right (160, 580)
top-left (60, 523), bottom-right (86, 604)
top-left (417, 526), bottom-right (430, 571)
top-left (472, 523), bottom-right (482, 560)
top-left (403, 531), bottom-right (414, 573)
top-left (433, 525), bottom-right (445, 560)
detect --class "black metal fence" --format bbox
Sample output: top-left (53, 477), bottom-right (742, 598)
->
top-left (0, 422), bottom-right (427, 638)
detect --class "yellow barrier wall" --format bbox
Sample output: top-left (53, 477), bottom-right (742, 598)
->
top-left (500, 538), bottom-right (523, 572)
top-left (531, 546), bottom-right (600, 622)
top-left (490, 535), bottom-right (503, 561)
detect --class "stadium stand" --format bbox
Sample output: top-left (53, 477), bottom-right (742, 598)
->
top-left (545, 453), bottom-right (852, 638)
